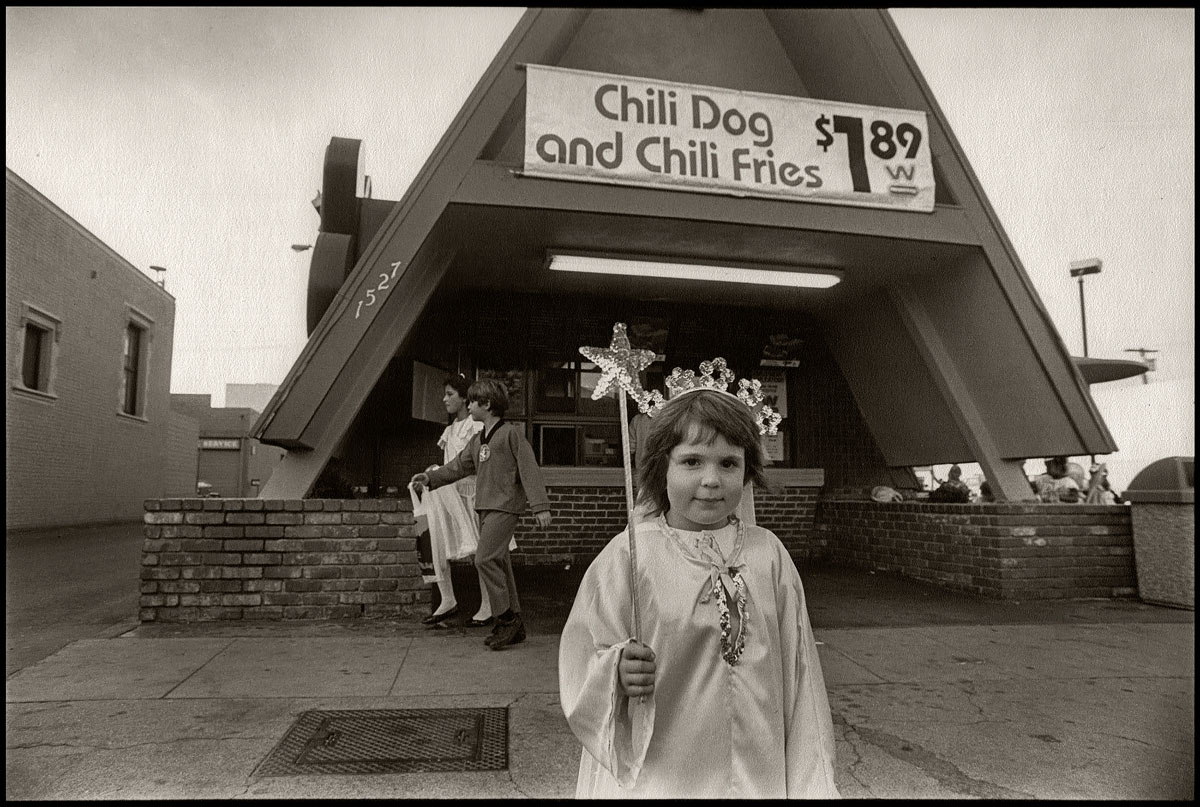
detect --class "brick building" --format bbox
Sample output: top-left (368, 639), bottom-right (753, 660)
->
top-left (139, 10), bottom-right (1136, 622)
top-left (7, 168), bottom-right (197, 530)
top-left (171, 393), bottom-right (287, 498)
top-left (225, 382), bottom-right (279, 414)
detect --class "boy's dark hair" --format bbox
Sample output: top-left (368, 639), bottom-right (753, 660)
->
top-left (444, 372), bottom-right (470, 400)
top-left (468, 377), bottom-right (508, 417)
top-left (635, 389), bottom-right (767, 518)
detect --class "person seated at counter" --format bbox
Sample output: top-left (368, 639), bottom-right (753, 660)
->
top-left (1034, 456), bottom-right (1081, 503)
top-left (928, 464), bottom-right (971, 503)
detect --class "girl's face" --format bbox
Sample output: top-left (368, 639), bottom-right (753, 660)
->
top-left (664, 425), bottom-right (745, 531)
top-left (443, 386), bottom-right (466, 417)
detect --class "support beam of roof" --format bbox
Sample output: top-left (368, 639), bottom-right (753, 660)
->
top-left (454, 161), bottom-right (980, 246)
top-left (253, 8), bottom-right (586, 458)
top-left (873, 11), bottom-right (1118, 454)
top-left (889, 283), bottom-right (1038, 502)
top-left (259, 221), bottom-right (460, 498)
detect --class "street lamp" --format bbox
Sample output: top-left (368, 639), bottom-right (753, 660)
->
top-left (1124, 347), bottom-right (1159, 384)
top-left (1068, 258), bottom-right (1102, 357)
top-left (149, 265), bottom-right (167, 290)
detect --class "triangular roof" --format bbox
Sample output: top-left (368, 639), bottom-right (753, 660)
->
top-left (254, 8), bottom-right (1115, 501)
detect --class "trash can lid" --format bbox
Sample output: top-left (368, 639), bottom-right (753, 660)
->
top-left (1122, 456), bottom-right (1194, 504)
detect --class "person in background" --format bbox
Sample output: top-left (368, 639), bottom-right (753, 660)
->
top-left (409, 373), bottom-right (497, 628)
top-left (411, 378), bottom-right (552, 651)
top-left (974, 480), bottom-right (995, 503)
top-left (628, 410), bottom-right (653, 476)
top-left (1034, 456), bottom-right (1081, 503)
top-left (928, 464), bottom-right (971, 503)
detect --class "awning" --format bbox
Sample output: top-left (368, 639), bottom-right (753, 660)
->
top-left (1072, 356), bottom-right (1148, 384)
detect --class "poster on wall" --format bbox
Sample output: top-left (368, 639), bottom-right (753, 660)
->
top-left (756, 368), bottom-right (788, 463)
top-left (756, 369), bottom-right (787, 418)
top-left (761, 331), bottom-right (805, 367)
top-left (524, 64), bottom-right (934, 212)
top-left (763, 430), bottom-right (786, 464)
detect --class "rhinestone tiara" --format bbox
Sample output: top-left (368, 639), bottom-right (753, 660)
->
top-left (634, 358), bottom-right (783, 436)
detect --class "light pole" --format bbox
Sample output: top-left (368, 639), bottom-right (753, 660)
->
top-left (1068, 258), bottom-right (1102, 357)
top-left (149, 265), bottom-right (167, 290)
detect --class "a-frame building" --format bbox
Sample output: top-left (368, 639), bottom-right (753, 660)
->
top-left (253, 9), bottom-right (1115, 560)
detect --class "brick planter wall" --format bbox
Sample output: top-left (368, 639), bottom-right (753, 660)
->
top-left (817, 501), bottom-right (1136, 599)
top-left (506, 483), bottom-right (824, 567)
top-left (140, 498), bottom-right (429, 622)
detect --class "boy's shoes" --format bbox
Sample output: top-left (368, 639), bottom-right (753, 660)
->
top-left (485, 614), bottom-right (526, 650)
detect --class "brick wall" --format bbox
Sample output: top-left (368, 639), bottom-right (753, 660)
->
top-left (755, 486), bottom-right (822, 558)
top-left (817, 500), bottom-right (1136, 599)
top-left (140, 498), bottom-right (429, 622)
top-left (505, 483), bottom-right (824, 567)
top-left (7, 170), bottom-right (180, 529)
top-left (511, 486), bottom-right (628, 565)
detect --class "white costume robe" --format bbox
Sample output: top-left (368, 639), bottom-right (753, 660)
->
top-left (558, 519), bottom-right (839, 799)
top-left (410, 418), bottom-right (484, 582)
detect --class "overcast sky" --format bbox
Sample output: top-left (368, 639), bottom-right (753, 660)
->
top-left (6, 8), bottom-right (1194, 487)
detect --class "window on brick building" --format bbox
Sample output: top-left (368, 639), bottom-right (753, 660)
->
top-left (121, 323), bottom-right (143, 415)
top-left (22, 323), bottom-right (48, 390)
top-left (119, 307), bottom-right (154, 418)
top-left (14, 304), bottom-right (60, 397)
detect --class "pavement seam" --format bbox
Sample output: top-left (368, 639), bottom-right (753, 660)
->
top-left (158, 638), bottom-right (239, 699)
top-left (384, 637), bottom-right (415, 696)
top-left (838, 715), bottom-right (1038, 799)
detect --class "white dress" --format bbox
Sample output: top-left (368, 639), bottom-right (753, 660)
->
top-left (558, 518), bottom-right (839, 799)
top-left (417, 418), bottom-right (484, 577)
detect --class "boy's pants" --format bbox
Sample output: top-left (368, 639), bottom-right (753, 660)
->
top-left (475, 510), bottom-right (521, 616)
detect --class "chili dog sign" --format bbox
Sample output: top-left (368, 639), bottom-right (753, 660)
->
top-left (523, 64), bottom-right (934, 212)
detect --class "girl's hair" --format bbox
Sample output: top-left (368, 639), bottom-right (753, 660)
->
top-left (444, 373), bottom-right (470, 400)
top-left (635, 389), bottom-right (767, 518)
top-left (467, 377), bottom-right (508, 417)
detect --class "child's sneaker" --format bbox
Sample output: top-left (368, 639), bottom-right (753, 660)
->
top-left (487, 614), bottom-right (526, 650)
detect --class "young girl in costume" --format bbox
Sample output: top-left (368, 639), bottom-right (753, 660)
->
top-left (411, 374), bottom-right (494, 627)
top-left (558, 387), bottom-right (840, 798)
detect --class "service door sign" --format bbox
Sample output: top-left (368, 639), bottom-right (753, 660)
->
top-left (524, 64), bottom-right (934, 212)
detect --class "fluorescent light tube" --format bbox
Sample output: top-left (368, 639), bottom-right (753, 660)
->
top-left (548, 254), bottom-right (840, 288)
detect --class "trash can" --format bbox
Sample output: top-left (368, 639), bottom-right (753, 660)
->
top-left (1123, 456), bottom-right (1194, 609)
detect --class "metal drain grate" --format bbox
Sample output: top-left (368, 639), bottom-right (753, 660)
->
top-left (256, 708), bottom-right (508, 776)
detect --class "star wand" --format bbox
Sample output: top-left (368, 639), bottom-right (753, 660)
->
top-left (579, 323), bottom-right (656, 642)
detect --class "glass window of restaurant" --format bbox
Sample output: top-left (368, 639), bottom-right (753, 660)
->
top-left (448, 295), bottom-right (806, 469)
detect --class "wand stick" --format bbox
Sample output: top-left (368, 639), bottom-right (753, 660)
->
top-left (617, 392), bottom-right (641, 643)
top-left (578, 322), bottom-right (654, 648)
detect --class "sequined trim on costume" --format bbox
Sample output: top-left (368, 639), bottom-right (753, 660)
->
top-left (658, 516), bottom-right (748, 667)
top-left (713, 566), bottom-right (747, 666)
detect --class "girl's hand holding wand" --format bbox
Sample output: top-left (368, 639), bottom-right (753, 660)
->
top-left (619, 641), bottom-right (656, 697)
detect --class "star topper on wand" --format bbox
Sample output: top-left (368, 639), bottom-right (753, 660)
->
top-left (579, 322), bottom-right (656, 402)
top-left (579, 322), bottom-right (655, 643)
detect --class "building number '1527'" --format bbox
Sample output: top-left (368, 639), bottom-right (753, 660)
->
top-left (355, 261), bottom-right (404, 319)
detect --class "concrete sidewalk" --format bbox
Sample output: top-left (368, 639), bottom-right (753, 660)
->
top-left (6, 612), bottom-right (1193, 799)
